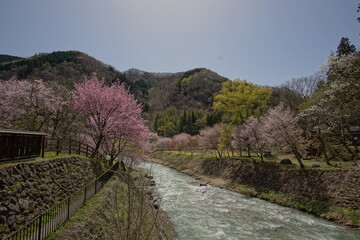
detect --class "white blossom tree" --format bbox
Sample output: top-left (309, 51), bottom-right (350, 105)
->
top-left (300, 52), bottom-right (360, 161)
top-left (262, 103), bottom-right (306, 168)
top-left (232, 117), bottom-right (268, 161)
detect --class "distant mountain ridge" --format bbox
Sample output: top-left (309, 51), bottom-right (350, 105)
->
top-left (0, 54), bottom-right (23, 63)
top-left (0, 51), bottom-right (229, 133)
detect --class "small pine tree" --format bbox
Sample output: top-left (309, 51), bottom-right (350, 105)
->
top-left (336, 37), bottom-right (356, 56)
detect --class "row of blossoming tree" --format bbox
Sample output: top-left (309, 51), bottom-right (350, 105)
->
top-left (155, 51), bottom-right (360, 168)
top-left (0, 73), bottom-right (153, 164)
top-left (155, 103), bottom-right (305, 167)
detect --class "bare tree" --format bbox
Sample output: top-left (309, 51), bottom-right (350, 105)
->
top-left (284, 71), bottom-right (326, 102)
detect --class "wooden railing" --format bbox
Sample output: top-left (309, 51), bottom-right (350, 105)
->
top-left (0, 129), bottom-right (46, 163)
top-left (44, 138), bottom-right (103, 159)
top-left (0, 129), bottom-right (104, 164)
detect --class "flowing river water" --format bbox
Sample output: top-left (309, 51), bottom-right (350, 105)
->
top-left (139, 162), bottom-right (360, 240)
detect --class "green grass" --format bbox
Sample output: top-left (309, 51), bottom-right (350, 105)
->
top-left (46, 178), bottom-right (112, 240)
top-left (46, 172), bottom-right (167, 240)
top-left (157, 150), bottom-right (359, 170)
top-left (226, 183), bottom-right (360, 228)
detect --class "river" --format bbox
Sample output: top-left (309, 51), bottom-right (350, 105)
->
top-left (139, 162), bottom-right (360, 240)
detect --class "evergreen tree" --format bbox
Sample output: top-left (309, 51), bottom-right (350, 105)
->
top-left (336, 37), bottom-right (356, 56)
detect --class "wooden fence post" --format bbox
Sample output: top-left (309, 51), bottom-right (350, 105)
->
top-left (38, 214), bottom-right (43, 240)
top-left (67, 197), bottom-right (70, 219)
top-left (68, 139), bottom-right (72, 155)
top-left (56, 139), bottom-right (60, 156)
top-left (10, 134), bottom-right (16, 160)
top-left (41, 136), bottom-right (45, 158)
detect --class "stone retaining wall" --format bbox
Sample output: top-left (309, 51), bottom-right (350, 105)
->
top-left (221, 161), bottom-right (360, 209)
top-left (0, 156), bottom-right (104, 235)
top-left (152, 154), bottom-right (360, 210)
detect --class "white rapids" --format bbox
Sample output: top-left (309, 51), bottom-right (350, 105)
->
top-left (139, 162), bottom-right (360, 240)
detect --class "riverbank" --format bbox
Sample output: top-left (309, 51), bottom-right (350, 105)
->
top-left (47, 169), bottom-right (178, 240)
top-left (150, 152), bottom-right (360, 229)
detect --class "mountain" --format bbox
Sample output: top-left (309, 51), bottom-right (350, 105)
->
top-left (0, 54), bottom-right (23, 63)
top-left (0, 51), bottom-right (135, 90)
top-left (125, 67), bottom-right (228, 112)
top-left (0, 51), bottom-right (229, 135)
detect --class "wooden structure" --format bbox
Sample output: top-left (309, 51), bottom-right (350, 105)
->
top-left (0, 129), bottom-right (47, 162)
top-left (44, 138), bottom-right (103, 159)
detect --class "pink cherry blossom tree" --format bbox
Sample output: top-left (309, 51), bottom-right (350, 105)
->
top-left (262, 103), bottom-right (305, 168)
top-left (188, 135), bottom-right (199, 156)
top-left (154, 136), bottom-right (173, 151)
top-left (198, 124), bottom-right (223, 161)
top-left (0, 79), bottom-right (66, 132)
top-left (72, 73), bottom-right (150, 159)
top-left (172, 133), bottom-right (191, 153)
top-left (232, 116), bottom-right (267, 161)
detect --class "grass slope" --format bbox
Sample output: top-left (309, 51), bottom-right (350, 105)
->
top-left (47, 170), bottom-right (177, 240)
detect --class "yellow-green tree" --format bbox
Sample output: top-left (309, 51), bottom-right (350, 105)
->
top-left (213, 80), bottom-right (272, 124)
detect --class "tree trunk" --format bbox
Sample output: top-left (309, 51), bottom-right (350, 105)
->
top-left (291, 144), bottom-right (305, 168)
top-left (92, 135), bottom-right (104, 158)
top-left (319, 136), bottom-right (331, 165)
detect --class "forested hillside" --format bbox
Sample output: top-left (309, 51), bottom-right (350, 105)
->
top-left (0, 51), bottom-right (135, 90)
top-left (0, 51), bottom-right (229, 135)
top-left (0, 54), bottom-right (22, 63)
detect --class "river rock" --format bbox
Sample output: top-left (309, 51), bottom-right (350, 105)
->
top-left (200, 183), bottom-right (207, 187)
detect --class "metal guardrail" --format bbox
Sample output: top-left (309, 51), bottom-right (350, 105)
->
top-left (2, 162), bottom-right (119, 240)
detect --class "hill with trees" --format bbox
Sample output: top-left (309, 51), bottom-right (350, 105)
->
top-left (0, 51), bottom-right (229, 136)
top-left (0, 54), bottom-right (22, 63)
top-left (0, 51), bottom-right (135, 90)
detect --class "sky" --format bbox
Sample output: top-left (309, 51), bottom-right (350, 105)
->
top-left (0, 0), bottom-right (359, 86)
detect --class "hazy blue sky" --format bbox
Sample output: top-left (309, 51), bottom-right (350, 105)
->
top-left (1, 0), bottom-right (359, 86)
